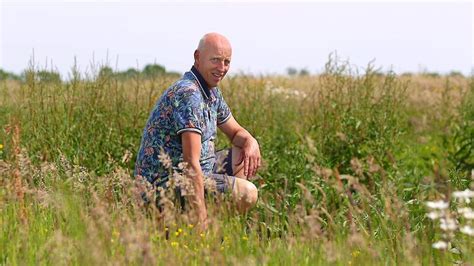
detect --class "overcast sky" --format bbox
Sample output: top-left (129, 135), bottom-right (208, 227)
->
top-left (1, 0), bottom-right (473, 77)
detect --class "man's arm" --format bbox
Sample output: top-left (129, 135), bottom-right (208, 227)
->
top-left (181, 131), bottom-right (207, 228)
top-left (218, 116), bottom-right (261, 177)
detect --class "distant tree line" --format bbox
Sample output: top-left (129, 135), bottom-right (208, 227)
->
top-left (0, 65), bottom-right (469, 82)
top-left (0, 69), bottom-right (21, 81)
top-left (0, 63), bottom-right (181, 82)
top-left (97, 64), bottom-right (180, 80)
top-left (286, 67), bottom-right (310, 76)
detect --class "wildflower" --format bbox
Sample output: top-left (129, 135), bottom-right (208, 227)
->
top-left (458, 207), bottom-right (472, 214)
top-left (351, 250), bottom-right (360, 258)
top-left (439, 218), bottom-right (457, 231)
top-left (426, 200), bottom-right (449, 210)
top-left (121, 150), bottom-right (132, 163)
top-left (175, 231), bottom-right (180, 237)
top-left (432, 241), bottom-right (448, 250)
top-left (460, 225), bottom-right (474, 236)
top-left (0, 144), bottom-right (3, 149)
top-left (242, 236), bottom-right (248, 241)
top-left (463, 211), bottom-right (474, 219)
top-left (427, 211), bottom-right (441, 220)
top-left (178, 228), bottom-right (183, 233)
top-left (171, 241), bottom-right (179, 247)
top-left (158, 149), bottom-right (172, 170)
top-left (112, 229), bottom-right (120, 237)
top-left (177, 161), bottom-right (188, 170)
top-left (450, 247), bottom-right (461, 255)
top-left (188, 224), bottom-right (194, 229)
top-left (453, 189), bottom-right (474, 203)
top-left (200, 233), bottom-right (205, 238)
top-left (453, 189), bottom-right (474, 198)
top-left (203, 176), bottom-right (217, 193)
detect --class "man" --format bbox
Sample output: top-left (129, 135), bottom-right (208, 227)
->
top-left (135, 33), bottom-right (261, 227)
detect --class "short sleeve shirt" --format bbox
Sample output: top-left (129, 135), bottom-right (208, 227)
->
top-left (134, 66), bottom-right (232, 186)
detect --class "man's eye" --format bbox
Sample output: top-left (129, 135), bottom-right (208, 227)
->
top-left (211, 58), bottom-right (220, 63)
top-left (224, 60), bottom-right (230, 66)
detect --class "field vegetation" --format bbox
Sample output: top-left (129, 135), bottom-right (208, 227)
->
top-left (0, 57), bottom-right (472, 265)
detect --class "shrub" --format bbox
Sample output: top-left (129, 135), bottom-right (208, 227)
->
top-left (305, 56), bottom-right (408, 174)
top-left (449, 77), bottom-right (474, 171)
top-left (142, 64), bottom-right (166, 78)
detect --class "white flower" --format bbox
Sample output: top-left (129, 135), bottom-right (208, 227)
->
top-left (439, 218), bottom-right (457, 231)
top-left (457, 207), bottom-right (472, 214)
top-left (463, 211), bottom-right (474, 220)
top-left (460, 225), bottom-right (474, 236)
top-left (452, 189), bottom-right (474, 202)
top-left (426, 200), bottom-right (449, 210)
top-left (432, 241), bottom-right (448, 249)
top-left (427, 211), bottom-right (441, 220)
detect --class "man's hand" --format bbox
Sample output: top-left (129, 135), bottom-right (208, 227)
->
top-left (236, 137), bottom-right (261, 178)
top-left (218, 116), bottom-right (262, 178)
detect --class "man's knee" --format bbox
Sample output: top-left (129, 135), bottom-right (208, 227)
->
top-left (234, 179), bottom-right (258, 208)
top-left (244, 181), bottom-right (258, 206)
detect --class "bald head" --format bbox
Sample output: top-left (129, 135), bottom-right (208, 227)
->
top-left (197, 32), bottom-right (232, 53)
top-left (193, 33), bottom-right (232, 87)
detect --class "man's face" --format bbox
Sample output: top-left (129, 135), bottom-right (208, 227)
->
top-left (194, 40), bottom-right (232, 88)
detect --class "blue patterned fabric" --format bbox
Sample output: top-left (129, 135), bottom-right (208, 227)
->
top-left (135, 67), bottom-right (232, 187)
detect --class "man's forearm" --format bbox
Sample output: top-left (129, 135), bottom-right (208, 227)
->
top-left (231, 128), bottom-right (255, 148)
top-left (186, 162), bottom-right (207, 220)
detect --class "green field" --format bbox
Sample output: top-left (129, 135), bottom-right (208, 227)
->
top-left (0, 59), bottom-right (473, 265)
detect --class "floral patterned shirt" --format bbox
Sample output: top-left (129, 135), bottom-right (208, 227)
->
top-left (134, 66), bottom-right (232, 186)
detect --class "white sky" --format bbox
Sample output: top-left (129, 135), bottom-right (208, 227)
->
top-left (1, 0), bottom-right (473, 76)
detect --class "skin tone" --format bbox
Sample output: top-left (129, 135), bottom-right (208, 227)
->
top-left (182, 33), bottom-right (261, 230)
top-left (193, 32), bottom-right (232, 88)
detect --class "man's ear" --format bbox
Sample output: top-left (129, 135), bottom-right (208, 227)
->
top-left (193, 50), bottom-right (199, 64)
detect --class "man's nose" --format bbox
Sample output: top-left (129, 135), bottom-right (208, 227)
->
top-left (216, 60), bottom-right (225, 71)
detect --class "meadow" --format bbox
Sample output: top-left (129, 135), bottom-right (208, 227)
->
top-left (0, 58), bottom-right (472, 265)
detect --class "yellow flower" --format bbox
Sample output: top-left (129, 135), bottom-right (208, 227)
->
top-left (242, 236), bottom-right (248, 241)
top-left (200, 233), bottom-right (205, 238)
top-left (178, 228), bottom-right (183, 233)
top-left (171, 241), bottom-right (179, 247)
top-left (188, 224), bottom-right (194, 229)
top-left (352, 250), bottom-right (360, 258)
top-left (112, 229), bottom-right (120, 237)
top-left (175, 231), bottom-right (180, 237)
top-left (0, 144), bottom-right (3, 149)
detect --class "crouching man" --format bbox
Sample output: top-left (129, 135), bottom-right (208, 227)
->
top-left (135, 32), bottom-right (261, 229)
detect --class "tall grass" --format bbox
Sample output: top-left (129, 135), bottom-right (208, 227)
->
top-left (0, 58), bottom-right (472, 265)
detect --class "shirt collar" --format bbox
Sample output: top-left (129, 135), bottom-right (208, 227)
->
top-left (190, 66), bottom-right (211, 99)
